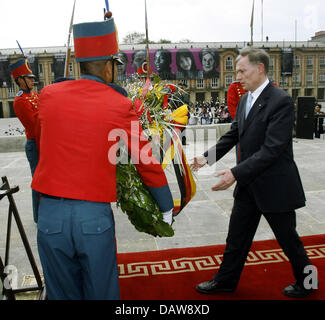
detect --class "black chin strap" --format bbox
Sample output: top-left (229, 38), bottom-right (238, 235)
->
top-left (111, 60), bottom-right (115, 84)
top-left (21, 76), bottom-right (32, 91)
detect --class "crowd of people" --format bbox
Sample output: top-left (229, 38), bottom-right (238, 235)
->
top-left (314, 103), bottom-right (325, 138)
top-left (188, 99), bottom-right (232, 125)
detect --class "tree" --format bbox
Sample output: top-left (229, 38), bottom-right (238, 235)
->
top-left (179, 39), bottom-right (191, 43)
top-left (158, 39), bottom-right (172, 44)
top-left (122, 32), bottom-right (173, 45)
top-left (122, 32), bottom-right (146, 44)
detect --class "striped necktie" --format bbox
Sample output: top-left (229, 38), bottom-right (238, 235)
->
top-left (245, 92), bottom-right (253, 119)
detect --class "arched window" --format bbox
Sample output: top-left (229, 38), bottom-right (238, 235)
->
top-left (225, 56), bottom-right (233, 71)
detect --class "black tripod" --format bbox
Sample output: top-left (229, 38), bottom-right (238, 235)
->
top-left (0, 176), bottom-right (45, 300)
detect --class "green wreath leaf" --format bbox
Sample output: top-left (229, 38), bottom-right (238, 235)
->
top-left (116, 161), bottom-right (174, 237)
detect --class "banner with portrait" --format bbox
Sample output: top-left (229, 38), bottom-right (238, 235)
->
top-left (117, 47), bottom-right (220, 81)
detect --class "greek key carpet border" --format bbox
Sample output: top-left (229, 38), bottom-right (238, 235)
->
top-left (118, 244), bottom-right (325, 279)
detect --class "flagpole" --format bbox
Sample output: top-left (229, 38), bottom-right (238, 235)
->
top-left (144, 0), bottom-right (150, 79)
top-left (16, 40), bottom-right (26, 57)
top-left (261, 0), bottom-right (264, 42)
top-left (250, 0), bottom-right (255, 46)
top-left (141, 0), bottom-right (151, 97)
top-left (64, 0), bottom-right (76, 77)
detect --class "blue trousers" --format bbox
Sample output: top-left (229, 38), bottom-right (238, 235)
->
top-left (37, 197), bottom-right (120, 300)
top-left (25, 139), bottom-right (39, 222)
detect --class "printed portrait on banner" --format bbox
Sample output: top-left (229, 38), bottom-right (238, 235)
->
top-left (117, 48), bottom-right (220, 81)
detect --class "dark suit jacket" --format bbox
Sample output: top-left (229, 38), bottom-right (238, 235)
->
top-left (204, 82), bottom-right (306, 213)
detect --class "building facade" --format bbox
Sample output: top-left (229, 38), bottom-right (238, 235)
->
top-left (1, 35), bottom-right (325, 118)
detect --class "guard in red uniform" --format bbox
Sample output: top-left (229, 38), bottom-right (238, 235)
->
top-left (9, 58), bottom-right (39, 223)
top-left (227, 81), bottom-right (247, 120)
top-left (32, 13), bottom-right (174, 300)
top-left (227, 80), bottom-right (277, 120)
top-left (227, 81), bottom-right (247, 164)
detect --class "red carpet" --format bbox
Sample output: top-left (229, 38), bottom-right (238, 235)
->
top-left (117, 235), bottom-right (325, 300)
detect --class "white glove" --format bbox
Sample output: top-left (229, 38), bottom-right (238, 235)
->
top-left (162, 209), bottom-right (173, 225)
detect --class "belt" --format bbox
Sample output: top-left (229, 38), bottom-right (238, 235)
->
top-left (41, 193), bottom-right (66, 200)
top-left (41, 194), bottom-right (111, 207)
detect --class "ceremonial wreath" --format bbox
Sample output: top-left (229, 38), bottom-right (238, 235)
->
top-left (116, 76), bottom-right (196, 237)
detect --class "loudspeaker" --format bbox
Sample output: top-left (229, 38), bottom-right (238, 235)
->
top-left (296, 96), bottom-right (315, 139)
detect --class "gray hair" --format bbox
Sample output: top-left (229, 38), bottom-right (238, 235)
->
top-left (236, 47), bottom-right (270, 74)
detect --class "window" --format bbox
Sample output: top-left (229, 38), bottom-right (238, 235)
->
top-left (8, 84), bottom-right (16, 98)
top-left (306, 72), bottom-right (313, 85)
top-left (306, 56), bottom-right (314, 68)
top-left (280, 77), bottom-right (288, 86)
top-left (293, 73), bottom-right (301, 85)
top-left (225, 56), bottom-right (233, 71)
top-left (269, 57), bottom-right (274, 71)
top-left (50, 63), bottom-right (54, 76)
top-left (225, 75), bottom-right (233, 87)
top-left (196, 79), bottom-right (204, 89)
top-left (305, 88), bottom-right (313, 96)
top-left (294, 55), bottom-right (300, 68)
top-left (69, 63), bottom-right (73, 76)
top-left (320, 56), bottom-right (325, 68)
top-left (317, 88), bottom-right (325, 100)
top-left (319, 72), bottom-right (325, 84)
top-left (179, 79), bottom-right (188, 88)
top-left (38, 64), bottom-right (43, 77)
top-left (211, 78), bottom-right (218, 88)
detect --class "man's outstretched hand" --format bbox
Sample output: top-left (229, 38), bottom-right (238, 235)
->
top-left (211, 169), bottom-right (236, 191)
top-left (190, 156), bottom-right (235, 191)
top-left (190, 155), bottom-right (207, 172)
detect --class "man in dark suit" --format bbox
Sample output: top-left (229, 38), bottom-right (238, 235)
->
top-left (190, 48), bottom-right (317, 298)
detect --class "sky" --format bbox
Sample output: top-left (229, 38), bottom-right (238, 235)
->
top-left (1, 0), bottom-right (325, 49)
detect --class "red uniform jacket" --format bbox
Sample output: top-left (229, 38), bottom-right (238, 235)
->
top-left (32, 79), bottom-right (172, 207)
top-left (227, 82), bottom-right (247, 120)
top-left (13, 90), bottom-right (39, 139)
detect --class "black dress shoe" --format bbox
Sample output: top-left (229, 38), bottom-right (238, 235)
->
top-left (196, 279), bottom-right (236, 294)
top-left (283, 281), bottom-right (316, 298)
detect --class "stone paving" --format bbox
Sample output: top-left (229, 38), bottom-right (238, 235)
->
top-left (0, 130), bottom-right (325, 288)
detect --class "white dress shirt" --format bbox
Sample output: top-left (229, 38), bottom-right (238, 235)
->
top-left (249, 78), bottom-right (270, 106)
